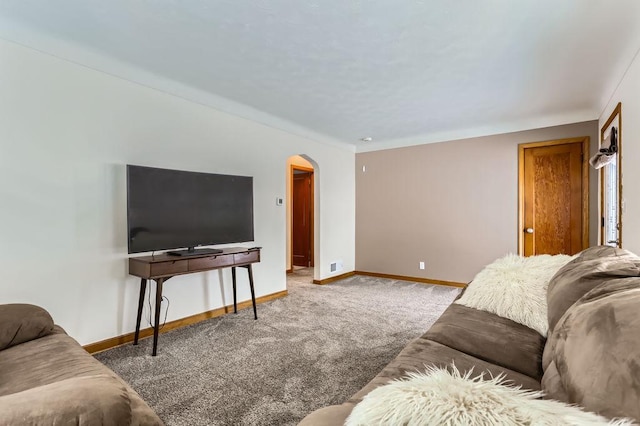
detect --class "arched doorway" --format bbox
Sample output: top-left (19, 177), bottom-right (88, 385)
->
top-left (286, 155), bottom-right (318, 279)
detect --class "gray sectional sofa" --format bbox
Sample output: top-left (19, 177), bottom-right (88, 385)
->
top-left (299, 245), bottom-right (640, 424)
top-left (0, 304), bottom-right (163, 425)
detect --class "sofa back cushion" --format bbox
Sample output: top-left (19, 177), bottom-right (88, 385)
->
top-left (546, 246), bottom-right (640, 334)
top-left (542, 276), bottom-right (640, 421)
top-left (0, 304), bottom-right (54, 351)
top-left (424, 303), bottom-right (546, 381)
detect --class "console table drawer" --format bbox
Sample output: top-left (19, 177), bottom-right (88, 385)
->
top-left (188, 254), bottom-right (233, 270)
top-left (150, 260), bottom-right (188, 276)
top-left (233, 251), bottom-right (260, 265)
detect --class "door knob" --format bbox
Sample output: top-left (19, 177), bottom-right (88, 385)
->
top-left (525, 228), bottom-right (534, 234)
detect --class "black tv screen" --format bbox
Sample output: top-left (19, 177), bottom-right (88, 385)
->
top-left (127, 165), bottom-right (254, 254)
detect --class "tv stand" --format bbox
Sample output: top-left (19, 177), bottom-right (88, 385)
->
top-left (128, 247), bottom-right (261, 356)
top-left (167, 247), bottom-right (223, 257)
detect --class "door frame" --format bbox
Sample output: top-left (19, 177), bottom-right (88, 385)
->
top-left (517, 137), bottom-right (590, 255)
top-left (599, 102), bottom-right (622, 247)
top-left (290, 164), bottom-right (314, 268)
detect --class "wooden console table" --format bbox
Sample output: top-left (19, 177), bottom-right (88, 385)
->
top-left (128, 247), bottom-right (261, 356)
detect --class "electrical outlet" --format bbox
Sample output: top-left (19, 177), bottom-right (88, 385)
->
top-left (419, 261), bottom-right (425, 270)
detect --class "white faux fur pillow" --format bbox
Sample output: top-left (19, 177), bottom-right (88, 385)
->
top-left (345, 365), bottom-right (631, 426)
top-left (455, 254), bottom-right (573, 336)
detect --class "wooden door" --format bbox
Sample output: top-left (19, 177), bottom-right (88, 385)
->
top-left (292, 170), bottom-right (313, 267)
top-left (519, 138), bottom-right (589, 256)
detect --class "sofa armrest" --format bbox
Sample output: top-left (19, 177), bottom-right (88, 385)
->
top-left (0, 375), bottom-right (135, 426)
top-left (0, 304), bottom-right (54, 350)
top-left (298, 404), bottom-right (354, 426)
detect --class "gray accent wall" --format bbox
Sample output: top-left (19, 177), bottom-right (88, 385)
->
top-left (356, 121), bottom-right (599, 283)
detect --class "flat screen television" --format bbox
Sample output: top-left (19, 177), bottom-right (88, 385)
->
top-left (127, 165), bottom-right (254, 256)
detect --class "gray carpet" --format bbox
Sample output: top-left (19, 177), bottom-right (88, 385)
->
top-left (95, 269), bottom-right (460, 426)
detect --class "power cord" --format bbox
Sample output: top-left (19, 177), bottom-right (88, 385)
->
top-left (147, 282), bottom-right (169, 330)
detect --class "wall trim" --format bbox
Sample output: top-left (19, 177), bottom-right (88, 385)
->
top-left (312, 271), bottom-right (356, 285)
top-left (354, 271), bottom-right (467, 288)
top-left (311, 270), bottom-right (467, 287)
top-left (356, 112), bottom-right (597, 153)
top-left (84, 290), bottom-right (288, 354)
top-left (599, 102), bottom-right (622, 247)
top-left (85, 270), bottom-right (464, 354)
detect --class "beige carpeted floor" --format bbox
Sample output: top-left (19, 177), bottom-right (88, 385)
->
top-left (95, 269), bottom-right (460, 426)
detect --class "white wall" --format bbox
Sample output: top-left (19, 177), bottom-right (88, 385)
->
top-left (0, 39), bottom-right (355, 345)
top-left (599, 51), bottom-right (640, 255)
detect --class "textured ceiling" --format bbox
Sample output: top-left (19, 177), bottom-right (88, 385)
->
top-left (1, 1), bottom-right (640, 152)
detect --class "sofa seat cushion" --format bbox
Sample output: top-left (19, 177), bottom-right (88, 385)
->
top-left (547, 245), bottom-right (640, 333)
top-left (424, 303), bottom-right (545, 380)
top-left (0, 374), bottom-right (132, 426)
top-left (348, 337), bottom-right (540, 405)
top-left (0, 304), bottom-right (54, 350)
top-left (542, 276), bottom-right (640, 422)
top-left (0, 331), bottom-right (164, 425)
